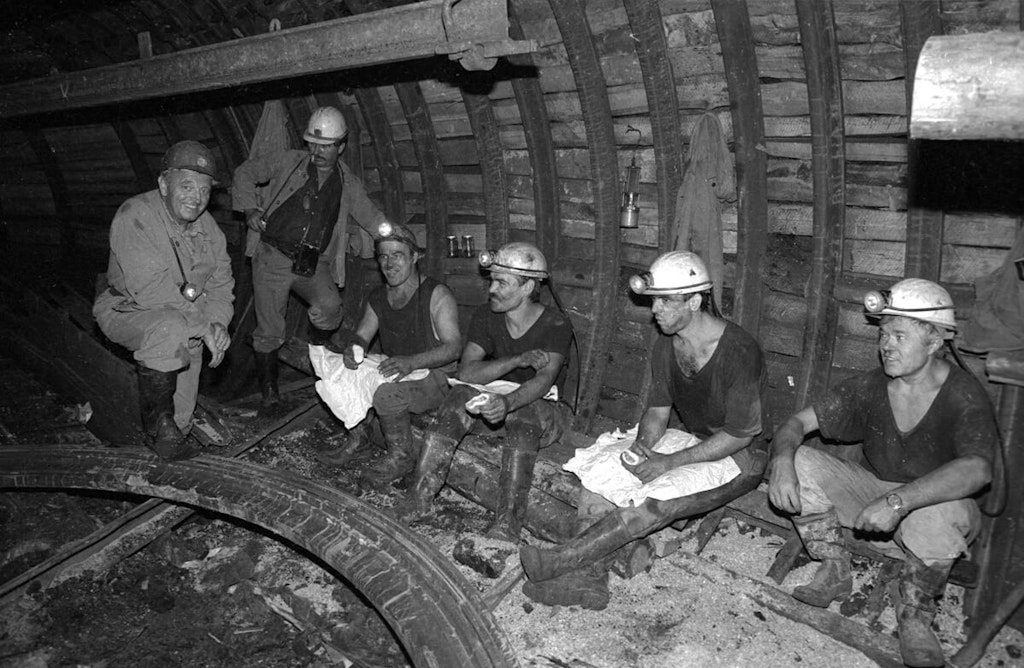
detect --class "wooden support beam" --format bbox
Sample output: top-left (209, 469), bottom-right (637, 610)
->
top-left (464, 88), bottom-right (510, 255)
top-left (355, 88), bottom-right (405, 223)
top-left (0, 0), bottom-right (534, 120)
top-left (25, 130), bottom-right (73, 256)
top-left (553, 0), bottom-right (621, 435)
top-left (713, 0), bottom-right (768, 337)
top-left (911, 32), bottom-right (1024, 141)
top-left (794, 0), bottom-right (845, 410)
top-left (900, 0), bottom-right (944, 282)
top-left (113, 121), bottom-right (155, 193)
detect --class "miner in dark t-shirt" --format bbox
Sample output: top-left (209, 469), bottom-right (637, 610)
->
top-left (519, 251), bottom-right (770, 610)
top-left (768, 278), bottom-right (997, 668)
top-left (394, 242), bottom-right (573, 543)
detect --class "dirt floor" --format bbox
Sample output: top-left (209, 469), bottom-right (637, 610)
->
top-left (2, 366), bottom-right (1024, 668)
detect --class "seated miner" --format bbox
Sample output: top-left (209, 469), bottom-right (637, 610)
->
top-left (767, 278), bottom-right (997, 668)
top-left (317, 221), bottom-right (461, 487)
top-left (394, 241), bottom-right (573, 543)
top-left (231, 106), bottom-right (387, 414)
top-left (93, 140), bottom-right (234, 461)
top-left (519, 250), bottom-right (769, 610)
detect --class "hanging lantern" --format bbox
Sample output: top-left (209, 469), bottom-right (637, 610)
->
top-left (619, 155), bottom-right (641, 228)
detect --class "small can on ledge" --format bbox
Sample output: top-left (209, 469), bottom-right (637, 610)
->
top-left (446, 235), bottom-right (459, 258)
top-left (462, 235), bottom-right (475, 258)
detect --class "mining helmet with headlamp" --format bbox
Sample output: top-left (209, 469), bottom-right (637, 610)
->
top-left (478, 242), bottom-right (549, 280)
top-left (375, 221), bottom-right (423, 254)
top-left (304, 106), bottom-right (348, 145)
top-left (629, 250), bottom-right (712, 296)
top-left (862, 278), bottom-right (956, 335)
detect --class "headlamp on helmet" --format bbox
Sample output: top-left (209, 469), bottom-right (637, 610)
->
top-left (375, 221), bottom-right (422, 254)
top-left (862, 278), bottom-right (956, 335)
top-left (478, 242), bottom-right (549, 280)
top-left (629, 251), bottom-right (713, 296)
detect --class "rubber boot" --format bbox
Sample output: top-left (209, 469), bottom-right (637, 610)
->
top-left (790, 511), bottom-right (853, 608)
top-left (896, 554), bottom-right (952, 667)
top-left (363, 412), bottom-right (418, 487)
top-left (521, 562), bottom-right (610, 610)
top-left (392, 430), bottom-right (459, 524)
top-left (519, 510), bottom-right (635, 583)
top-left (254, 350), bottom-right (280, 412)
top-left (316, 420), bottom-right (373, 467)
top-left (485, 448), bottom-right (538, 543)
top-left (137, 366), bottom-right (194, 461)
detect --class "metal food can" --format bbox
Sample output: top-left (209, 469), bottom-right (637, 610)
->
top-left (446, 235), bottom-right (459, 258)
top-left (462, 235), bottom-right (474, 257)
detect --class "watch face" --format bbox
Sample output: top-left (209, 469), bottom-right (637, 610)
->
top-left (886, 493), bottom-right (904, 511)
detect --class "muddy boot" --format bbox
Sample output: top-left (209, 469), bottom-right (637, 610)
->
top-left (316, 421), bottom-right (374, 467)
top-left (363, 412), bottom-right (418, 487)
top-left (896, 554), bottom-right (952, 667)
top-left (392, 430), bottom-right (459, 524)
top-left (485, 447), bottom-right (537, 543)
top-left (254, 350), bottom-right (280, 414)
top-left (790, 511), bottom-right (852, 608)
top-left (137, 366), bottom-right (195, 461)
top-left (521, 563), bottom-right (610, 610)
top-left (519, 511), bottom-right (634, 583)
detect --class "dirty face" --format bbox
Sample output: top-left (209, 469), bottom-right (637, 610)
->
top-left (158, 169), bottom-right (212, 226)
top-left (877, 316), bottom-right (938, 378)
top-left (376, 240), bottom-right (419, 287)
top-left (307, 139), bottom-right (344, 171)
top-left (651, 293), bottom-right (697, 335)
top-left (488, 273), bottom-right (532, 313)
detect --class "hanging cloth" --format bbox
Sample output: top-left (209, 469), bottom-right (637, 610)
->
top-left (961, 223), bottom-right (1024, 352)
top-left (671, 112), bottom-right (736, 301)
top-left (244, 99), bottom-right (294, 257)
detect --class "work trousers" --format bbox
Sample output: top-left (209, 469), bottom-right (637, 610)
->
top-left (252, 241), bottom-right (343, 353)
top-left (793, 446), bottom-right (981, 565)
top-left (93, 305), bottom-right (203, 431)
top-left (430, 385), bottom-right (572, 454)
top-left (371, 369), bottom-right (450, 418)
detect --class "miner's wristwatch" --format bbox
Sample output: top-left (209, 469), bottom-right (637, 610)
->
top-left (885, 492), bottom-right (906, 515)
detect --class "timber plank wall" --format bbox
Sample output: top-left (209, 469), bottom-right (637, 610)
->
top-left (0, 0), bottom-right (1022, 625)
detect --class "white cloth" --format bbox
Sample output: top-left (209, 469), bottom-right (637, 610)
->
top-left (309, 346), bottom-right (429, 428)
top-left (564, 425), bottom-right (741, 508)
top-left (448, 378), bottom-right (559, 402)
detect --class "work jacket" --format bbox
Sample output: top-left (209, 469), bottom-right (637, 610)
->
top-left (232, 149), bottom-right (386, 287)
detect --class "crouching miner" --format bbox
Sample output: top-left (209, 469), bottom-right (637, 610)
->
top-left (318, 222), bottom-right (461, 487)
top-left (394, 242), bottom-right (573, 543)
top-left (519, 251), bottom-right (769, 610)
top-left (768, 278), bottom-right (998, 668)
top-left (94, 140), bottom-right (234, 461)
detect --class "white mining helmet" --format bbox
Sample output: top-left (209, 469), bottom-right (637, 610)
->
top-left (863, 278), bottom-right (957, 336)
top-left (478, 242), bottom-right (549, 280)
top-left (629, 250), bottom-right (713, 296)
top-left (304, 106), bottom-right (348, 145)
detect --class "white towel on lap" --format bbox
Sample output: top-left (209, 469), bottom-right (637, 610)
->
top-left (309, 346), bottom-right (429, 429)
top-left (564, 425), bottom-right (741, 508)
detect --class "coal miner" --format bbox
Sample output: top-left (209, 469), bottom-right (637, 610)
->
top-left (519, 250), bottom-right (769, 610)
top-left (317, 222), bottom-right (461, 487)
top-left (94, 140), bottom-right (234, 461)
top-left (232, 105), bottom-right (387, 413)
top-left (394, 242), bottom-right (573, 543)
top-left (768, 278), bottom-right (997, 668)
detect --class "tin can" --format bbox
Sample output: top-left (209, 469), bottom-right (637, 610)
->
top-left (462, 235), bottom-right (475, 257)
top-left (446, 235), bottom-right (459, 258)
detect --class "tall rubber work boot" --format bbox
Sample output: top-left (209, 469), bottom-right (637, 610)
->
top-left (896, 553), bottom-right (952, 667)
top-left (521, 562), bottom-right (610, 610)
top-left (137, 365), bottom-right (194, 461)
top-left (363, 412), bottom-right (419, 486)
top-left (316, 420), bottom-right (373, 467)
top-left (485, 447), bottom-right (538, 543)
top-left (791, 511), bottom-right (853, 607)
top-left (254, 350), bottom-right (280, 413)
top-left (392, 430), bottom-right (458, 524)
top-left (519, 510), bottom-right (635, 583)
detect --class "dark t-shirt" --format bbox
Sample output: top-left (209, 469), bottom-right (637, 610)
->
top-left (649, 320), bottom-right (768, 441)
top-left (368, 276), bottom-right (455, 373)
top-left (813, 365), bottom-right (998, 483)
top-left (466, 303), bottom-right (572, 393)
